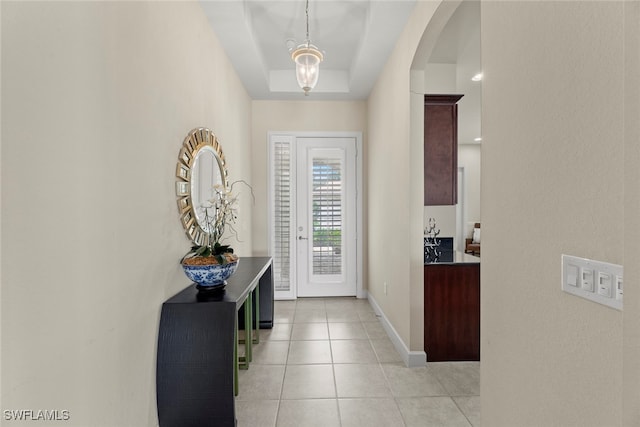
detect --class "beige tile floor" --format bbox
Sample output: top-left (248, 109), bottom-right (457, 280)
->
top-left (236, 298), bottom-right (480, 427)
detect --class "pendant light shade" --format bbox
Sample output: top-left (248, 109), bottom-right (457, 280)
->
top-left (291, 0), bottom-right (323, 95)
top-left (292, 43), bottom-right (323, 95)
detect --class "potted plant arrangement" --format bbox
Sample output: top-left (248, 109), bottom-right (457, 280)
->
top-left (180, 181), bottom-right (250, 291)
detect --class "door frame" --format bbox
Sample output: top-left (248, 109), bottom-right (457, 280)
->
top-left (456, 166), bottom-right (466, 252)
top-left (267, 131), bottom-right (364, 300)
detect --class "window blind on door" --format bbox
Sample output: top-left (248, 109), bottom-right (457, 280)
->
top-left (312, 157), bottom-right (343, 275)
top-left (272, 141), bottom-right (292, 292)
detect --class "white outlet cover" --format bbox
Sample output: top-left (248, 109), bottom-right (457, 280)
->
top-left (562, 254), bottom-right (623, 311)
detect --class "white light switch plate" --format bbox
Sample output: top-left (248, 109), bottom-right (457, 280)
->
top-left (562, 254), bottom-right (623, 311)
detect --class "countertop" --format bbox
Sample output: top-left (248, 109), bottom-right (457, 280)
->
top-left (424, 251), bottom-right (480, 265)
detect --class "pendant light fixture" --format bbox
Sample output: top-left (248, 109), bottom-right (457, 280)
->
top-left (291, 0), bottom-right (323, 96)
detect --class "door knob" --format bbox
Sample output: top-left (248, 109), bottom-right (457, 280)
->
top-left (298, 236), bottom-right (308, 240)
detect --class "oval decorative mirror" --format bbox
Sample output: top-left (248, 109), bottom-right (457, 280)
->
top-left (176, 127), bottom-right (228, 246)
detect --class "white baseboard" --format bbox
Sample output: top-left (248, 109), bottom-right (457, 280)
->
top-left (367, 294), bottom-right (426, 367)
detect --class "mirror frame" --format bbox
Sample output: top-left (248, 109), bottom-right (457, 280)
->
top-left (176, 127), bottom-right (228, 246)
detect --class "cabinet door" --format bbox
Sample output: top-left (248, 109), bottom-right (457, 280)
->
top-left (424, 264), bottom-right (480, 362)
top-left (424, 95), bottom-right (463, 206)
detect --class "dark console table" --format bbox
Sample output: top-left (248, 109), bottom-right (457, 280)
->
top-left (156, 257), bottom-right (273, 427)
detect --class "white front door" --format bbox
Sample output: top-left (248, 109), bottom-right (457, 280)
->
top-left (268, 133), bottom-right (361, 299)
top-left (295, 137), bottom-right (357, 297)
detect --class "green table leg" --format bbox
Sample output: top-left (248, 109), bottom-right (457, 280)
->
top-left (253, 284), bottom-right (260, 345)
top-left (245, 294), bottom-right (252, 362)
top-left (239, 295), bottom-right (252, 369)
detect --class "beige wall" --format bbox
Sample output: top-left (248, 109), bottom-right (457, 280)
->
top-left (3, 1), bottom-right (638, 425)
top-left (623, 2), bottom-right (640, 424)
top-left (368, 0), bottom-right (442, 352)
top-left (1, 2), bottom-right (251, 425)
top-left (250, 100), bottom-right (367, 257)
top-left (481, 2), bottom-right (631, 425)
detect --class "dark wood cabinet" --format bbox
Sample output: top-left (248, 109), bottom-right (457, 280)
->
top-left (424, 263), bottom-right (480, 362)
top-left (424, 94), bottom-right (463, 206)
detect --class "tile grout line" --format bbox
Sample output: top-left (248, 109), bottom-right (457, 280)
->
top-left (273, 330), bottom-right (292, 426)
top-left (371, 321), bottom-right (412, 427)
top-left (451, 396), bottom-right (475, 427)
top-left (328, 331), bottom-right (344, 427)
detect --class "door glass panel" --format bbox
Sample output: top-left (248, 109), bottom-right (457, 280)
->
top-left (312, 157), bottom-right (342, 275)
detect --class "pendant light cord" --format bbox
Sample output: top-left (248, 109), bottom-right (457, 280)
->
top-left (305, 0), bottom-right (310, 46)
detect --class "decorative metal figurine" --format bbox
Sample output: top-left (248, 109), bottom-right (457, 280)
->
top-left (424, 217), bottom-right (441, 263)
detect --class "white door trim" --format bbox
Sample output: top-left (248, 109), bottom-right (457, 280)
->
top-left (267, 131), bottom-right (364, 299)
top-left (296, 138), bottom-right (356, 297)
